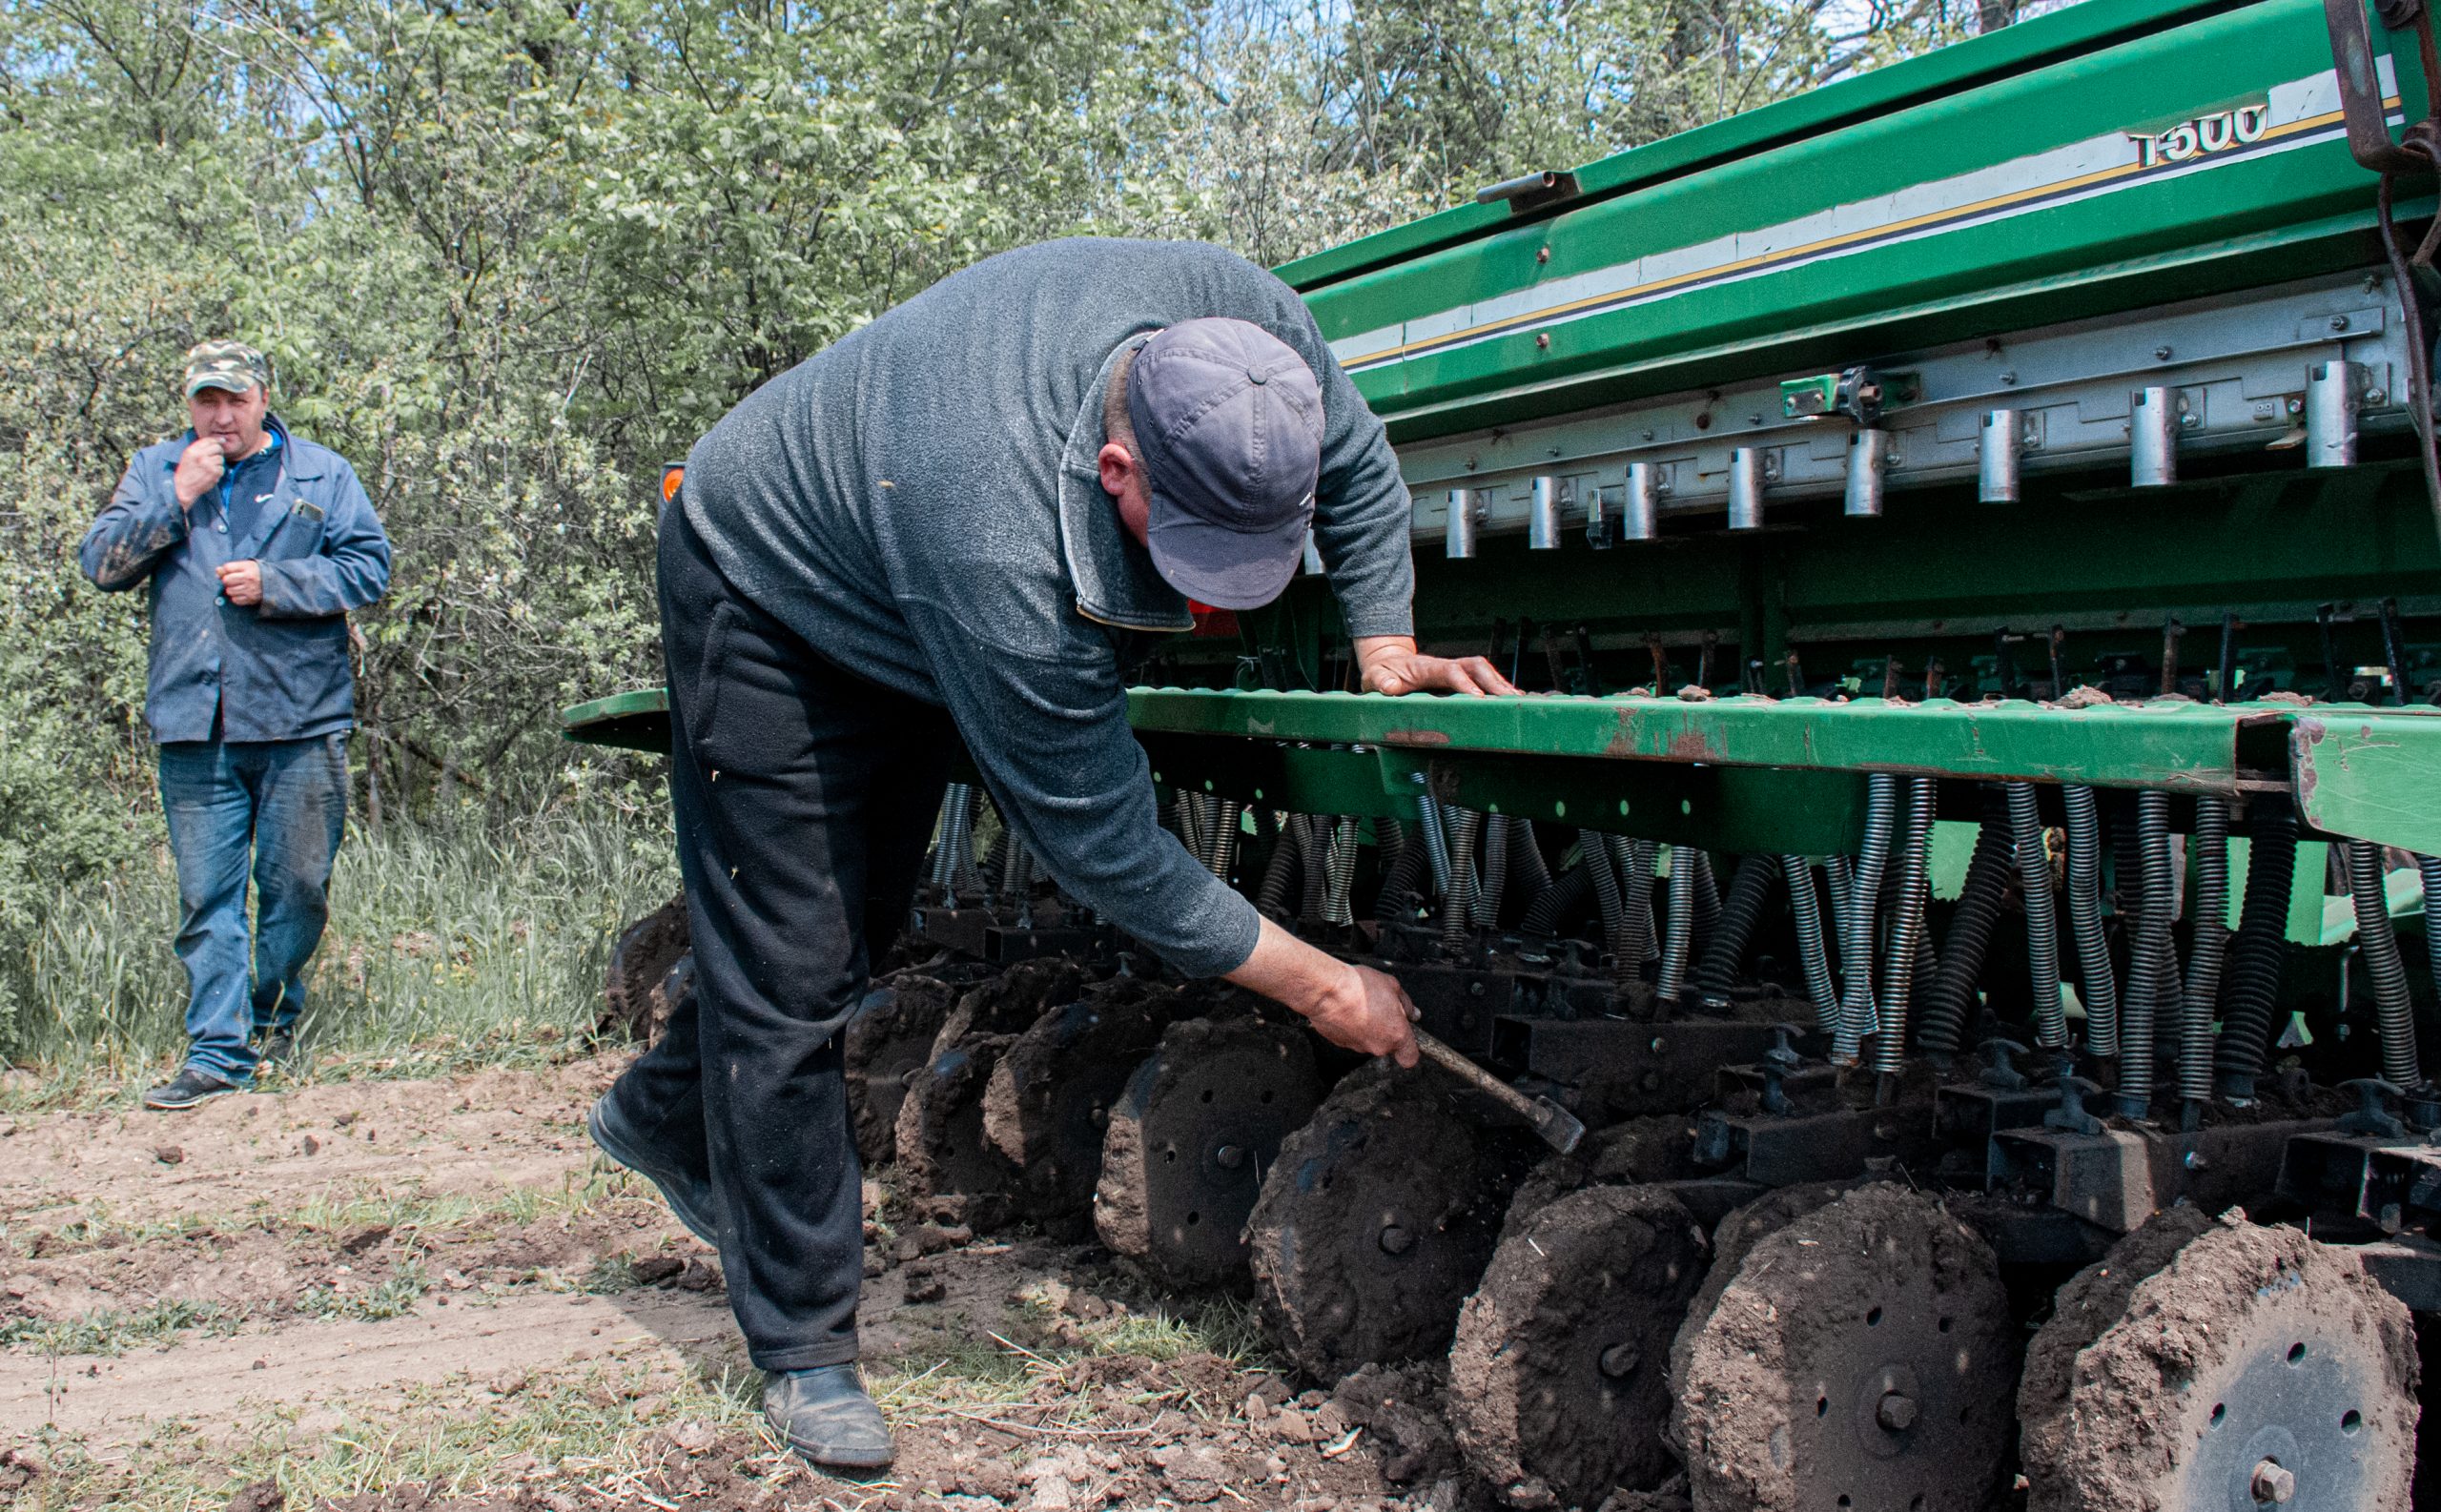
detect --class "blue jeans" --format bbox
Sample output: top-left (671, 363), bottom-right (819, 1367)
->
top-left (157, 735), bottom-right (350, 1082)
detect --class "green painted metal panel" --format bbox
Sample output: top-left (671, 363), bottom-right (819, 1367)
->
top-left (2290, 709), bottom-right (2441, 853)
top-left (1278, 0), bottom-right (2249, 294)
top-left (561, 687), bottom-right (670, 753)
top-left (1123, 687), bottom-right (2292, 792)
top-left (1303, 0), bottom-right (2430, 439)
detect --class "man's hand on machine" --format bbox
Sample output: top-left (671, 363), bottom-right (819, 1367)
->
top-left (1354, 634), bottom-right (1520, 697)
top-left (1226, 916), bottom-right (1421, 1067)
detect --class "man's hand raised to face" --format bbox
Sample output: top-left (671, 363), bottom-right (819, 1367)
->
top-left (1354, 634), bottom-right (1522, 697)
top-left (174, 439), bottom-right (228, 510)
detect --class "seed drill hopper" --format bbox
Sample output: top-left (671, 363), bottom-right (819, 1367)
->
top-left (570, 1), bottom-right (2441, 1503)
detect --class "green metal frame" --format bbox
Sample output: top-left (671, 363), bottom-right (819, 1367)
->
top-left (564, 685), bottom-right (2441, 856)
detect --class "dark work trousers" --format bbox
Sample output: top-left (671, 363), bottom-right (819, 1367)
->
top-left (605, 504), bottom-right (954, 1372)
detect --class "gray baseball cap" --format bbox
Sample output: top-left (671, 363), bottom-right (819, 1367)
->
top-left (1127, 317), bottom-right (1322, 610)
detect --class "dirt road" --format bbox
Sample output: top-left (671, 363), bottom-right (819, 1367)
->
top-left (0, 1054), bottom-right (1447, 1510)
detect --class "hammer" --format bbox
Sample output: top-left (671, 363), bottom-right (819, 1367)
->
top-left (1411, 1028), bottom-right (1585, 1154)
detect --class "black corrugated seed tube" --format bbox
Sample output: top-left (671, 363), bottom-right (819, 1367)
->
top-left (2348, 840), bottom-right (2424, 1091)
top-left (1510, 821), bottom-right (1553, 901)
top-left (1696, 854), bottom-right (1777, 1010)
top-left (1521, 863), bottom-right (1593, 938)
top-left (1256, 816), bottom-right (1302, 918)
top-left (2214, 799), bottom-right (2297, 1096)
top-left (1918, 801), bottom-right (2016, 1059)
top-left (1613, 836), bottom-right (1659, 966)
top-left (2061, 784), bottom-right (2118, 1058)
top-left (1441, 807), bottom-right (1485, 951)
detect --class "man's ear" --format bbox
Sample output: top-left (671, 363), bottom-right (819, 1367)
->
top-left (1097, 440), bottom-right (1137, 500)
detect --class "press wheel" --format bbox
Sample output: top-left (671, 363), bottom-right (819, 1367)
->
top-left (2019, 1208), bottom-right (2418, 1512)
top-left (1247, 1062), bottom-right (1530, 1382)
top-left (1093, 1015), bottom-right (1321, 1287)
top-left (600, 894), bottom-right (689, 1043)
top-left (1448, 1184), bottom-right (1709, 1508)
top-left (892, 1032), bottom-right (1017, 1228)
top-left (843, 974), bottom-right (955, 1166)
top-left (1673, 1182), bottom-right (2018, 1512)
top-left (983, 977), bottom-right (1189, 1224)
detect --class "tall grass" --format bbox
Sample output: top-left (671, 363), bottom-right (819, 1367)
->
top-left (7, 805), bottom-right (680, 1104)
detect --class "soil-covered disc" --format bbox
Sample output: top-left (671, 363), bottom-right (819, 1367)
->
top-left (893, 1032), bottom-right (1018, 1228)
top-left (1247, 1063), bottom-right (1531, 1383)
top-left (1449, 1184), bottom-right (1709, 1508)
top-left (1664, 1179), bottom-right (1858, 1419)
top-left (1497, 1114), bottom-right (1701, 1245)
top-left (844, 974), bottom-right (957, 1166)
top-left (600, 894), bottom-right (690, 1043)
top-left (982, 977), bottom-right (1192, 1226)
top-left (2018, 1208), bottom-right (2418, 1512)
top-left (1093, 1015), bottom-right (1322, 1287)
top-left (929, 957), bottom-right (1091, 1055)
top-left (1674, 1182), bottom-right (2016, 1512)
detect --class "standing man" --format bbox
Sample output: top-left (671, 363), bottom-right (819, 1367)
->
top-left (80, 340), bottom-right (393, 1111)
top-left (585, 238), bottom-right (1515, 1472)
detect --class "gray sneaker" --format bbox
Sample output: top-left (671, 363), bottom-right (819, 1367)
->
top-left (144, 1066), bottom-right (238, 1111)
top-left (764, 1364), bottom-right (892, 1470)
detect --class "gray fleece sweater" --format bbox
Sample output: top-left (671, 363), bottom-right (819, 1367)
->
top-left (682, 237), bottom-right (1416, 977)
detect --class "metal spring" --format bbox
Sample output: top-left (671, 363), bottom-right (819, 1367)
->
top-left (1918, 804), bottom-right (2014, 1058)
top-left (1783, 857), bottom-right (1841, 1032)
top-left (2061, 785), bottom-right (2119, 1058)
top-left (1835, 775), bottom-right (1897, 1059)
top-left (1689, 849), bottom-right (1722, 952)
top-left (2348, 841), bottom-right (2425, 1091)
top-left (1613, 835), bottom-right (1661, 966)
top-left (1509, 820), bottom-right (1553, 900)
top-left (1696, 855), bottom-right (1778, 1010)
top-left (1873, 778), bottom-right (1938, 1075)
top-left (1580, 830), bottom-right (1628, 962)
top-left (951, 788), bottom-right (985, 895)
top-left (1656, 845), bottom-right (1699, 1010)
top-left (928, 783), bottom-right (969, 888)
top-left (1325, 818), bottom-right (1359, 925)
top-left (2006, 781), bottom-right (2067, 1050)
top-left (1474, 814), bottom-right (1509, 930)
top-left (1255, 816), bottom-right (1301, 918)
top-left (1206, 799), bottom-right (1244, 880)
top-left (1415, 795), bottom-right (1454, 899)
top-left (2216, 800), bottom-right (2298, 1094)
top-left (1001, 833), bottom-right (1035, 907)
top-left (1441, 808), bottom-right (1485, 951)
top-left (2180, 798), bottom-right (2232, 1105)
top-left (1299, 814), bottom-right (1332, 924)
top-left (2420, 854), bottom-right (2441, 1053)
top-left (1373, 834), bottom-right (1431, 925)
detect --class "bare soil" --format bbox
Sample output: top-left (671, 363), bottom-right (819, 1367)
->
top-left (0, 1052), bottom-right (1448, 1512)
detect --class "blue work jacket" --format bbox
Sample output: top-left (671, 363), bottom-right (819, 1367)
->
top-left (79, 417), bottom-right (392, 744)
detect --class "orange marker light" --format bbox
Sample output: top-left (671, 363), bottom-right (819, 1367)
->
top-left (661, 464), bottom-right (686, 503)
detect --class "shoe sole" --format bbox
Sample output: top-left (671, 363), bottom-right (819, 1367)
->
top-left (144, 1085), bottom-right (237, 1112)
top-left (774, 1431), bottom-right (893, 1472)
top-left (586, 1099), bottom-right (723, 1246)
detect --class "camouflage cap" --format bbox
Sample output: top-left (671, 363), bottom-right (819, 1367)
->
top-left (183, 339), bottom-right (272, 398)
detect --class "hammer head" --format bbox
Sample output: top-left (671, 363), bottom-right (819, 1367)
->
top-left (1527, 1094), bottom-right (1586, 1155)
